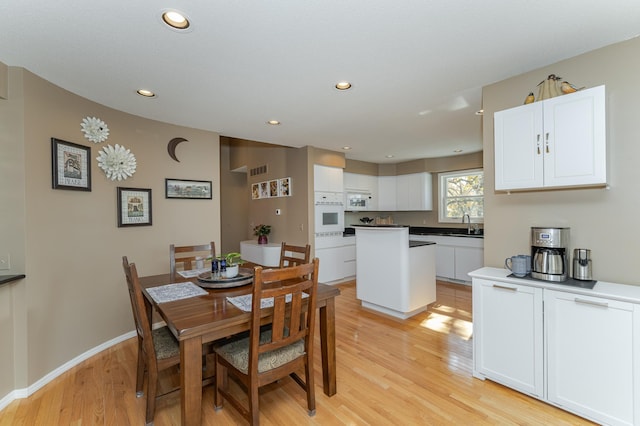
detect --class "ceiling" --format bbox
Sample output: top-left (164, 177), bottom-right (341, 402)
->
top-left (1, 1), bottom-right (639, 164)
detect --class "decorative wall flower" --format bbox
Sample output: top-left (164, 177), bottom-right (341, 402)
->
top-left (96, 144), bottom-right (137, 181)
top-left (81, 116), bottom-right (110, 143)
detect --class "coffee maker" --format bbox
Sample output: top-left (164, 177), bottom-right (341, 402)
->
top-left (531, 227), bottom-right (570, 282)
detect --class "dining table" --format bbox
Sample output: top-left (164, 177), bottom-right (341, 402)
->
top-left (139, 267), bottom-right (341, 426)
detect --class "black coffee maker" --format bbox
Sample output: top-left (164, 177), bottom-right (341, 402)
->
top-left (531, 227), bottom-right (570, 282)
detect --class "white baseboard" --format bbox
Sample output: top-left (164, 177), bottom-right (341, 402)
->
top-left (0, 329), bottom-right (137, 412)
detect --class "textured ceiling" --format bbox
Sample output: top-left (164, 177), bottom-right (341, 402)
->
top-left (1, 1), bottom-right (639, 163)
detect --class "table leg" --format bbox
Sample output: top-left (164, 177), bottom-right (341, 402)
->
top-left (181, 337), bottom-right (203, 426)
top-left (319, 298), bottom-right (337, 396)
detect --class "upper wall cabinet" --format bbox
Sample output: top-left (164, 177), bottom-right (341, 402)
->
top-left (378, 172), bottom-right (433, 211)
top-left (494, 85), bottom-right (606, 191)
top-left (314, 164), bottom-right (344, 193)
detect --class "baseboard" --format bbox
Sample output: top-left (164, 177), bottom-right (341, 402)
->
top-left (0, 329), bottom-right (138, 412)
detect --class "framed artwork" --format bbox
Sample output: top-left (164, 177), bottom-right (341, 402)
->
top-left (251, 183), bottom-right (260, 200)
top-left (278, 177), bottom-right (291, 196)
top-left (259, 182), bottom-right (269, 198)
top-left (269, 180), bottom-right (278, 197)
top-left (117, 187), bottom-right (152, 227)
top-left (51, 138), bottom-right (91, 191)
top-left (165, 178), bottom-right (212, 199)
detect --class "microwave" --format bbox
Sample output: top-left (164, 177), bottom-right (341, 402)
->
top-left (346, 192), bottom-right (372, 211)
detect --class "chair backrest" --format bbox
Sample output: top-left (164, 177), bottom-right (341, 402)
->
top-left (169, 242), bottom-right (216, 275)
top-left (249, 258), bottom-right (319, 372)
top-left (122, 256), bottom-right (157, 368)
top-left (278, 242), bottom-right (311, 268)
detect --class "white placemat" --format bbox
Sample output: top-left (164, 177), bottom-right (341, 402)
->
top-left (227, 293), bottom-right (308, 312)
top-left (147, 282), bottom-right (208, 304)
top-left (177, 268), bottom-right (209, 278)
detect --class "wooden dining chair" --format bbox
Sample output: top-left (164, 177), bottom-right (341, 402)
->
top-left (278, 242), bottom-right (311, 268)
top-left (122, 256), bottom-right (214, 425)
top-left (214, 258), bottom-right (320, 425)
top-left (169, 242), bottom-right (216, 275)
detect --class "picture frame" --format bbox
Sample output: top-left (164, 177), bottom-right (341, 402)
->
top-left (51, 138), bottom-right (91, 191)
top-left (251, 183), bottom-right (260, 200)
top-left (269, 179), bottom-right (278, 197)
top-left (117, 187), bottom-right (152, 227)
top-left (165, 178), bottom-right (212, 199)
top-left (278, 177), bottom-right (291, 196)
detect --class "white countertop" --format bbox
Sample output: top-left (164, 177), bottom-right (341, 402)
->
top-left (469, 267), bottom-right (640, 304)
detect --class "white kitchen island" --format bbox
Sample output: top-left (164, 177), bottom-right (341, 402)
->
top-left (355, 225), bottom-right (436, 319)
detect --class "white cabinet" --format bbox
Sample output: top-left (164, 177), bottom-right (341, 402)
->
top-left (473, 279), bottom-right (544, 398)
top-left (413, 235), bottom-right (483, 282)
top-left (344, 172), bottom-right (378, 210)
top-left (545, 289), bottom-right (639, 426)
top-left (342, 238), bottom-right (356, 278)
top-left (377, 173), bottom-right (432, 211)
top-left (377, 176), bottom-right (397, 211)
top-left (315, 236), bottom-right (355, 283)
top-left (470, 268), bottom-right (640, 426)
top-left (494, 85), bottom-right (606, 191)
top-left (314, 164), bottom-right (344, 193)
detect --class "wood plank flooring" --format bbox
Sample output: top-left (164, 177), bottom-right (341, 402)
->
top-left (0, 281), bottom-right (595, 425)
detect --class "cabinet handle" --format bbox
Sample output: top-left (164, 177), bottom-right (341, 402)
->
top-left (545, 133), bottom-right (550, 153)
top-left (493, 284), bottom-right (517, 291)
top-left (536, 134), bottom-right (541, 155)
top-left (574, 298), bottom-right (608, 308)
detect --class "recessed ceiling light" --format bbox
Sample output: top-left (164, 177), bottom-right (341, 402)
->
top-left (453, 149), bottom-right (463, 153)
top-left (160, 9), bottom-right (192, 32)
top-left (335, 81), bottom-right (352, 90)
top-left (342, 146), bottom-right (352, 150)
top-left (136, 89), bottom-right (156, 98)
top-left (475, 109), bottom-right (484, 116)
top-left (385, 155), bottom-right (394, 158)
top-left (267, 120), bottom-right (281, 125)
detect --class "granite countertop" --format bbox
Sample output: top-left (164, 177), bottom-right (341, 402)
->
top-left (409, 240), bottom-right (436, 248)
top-left (409, 226), bottom-right (484, 238)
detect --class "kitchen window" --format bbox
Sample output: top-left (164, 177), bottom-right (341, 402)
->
top-left (438, 169), bottom-right (484, 223)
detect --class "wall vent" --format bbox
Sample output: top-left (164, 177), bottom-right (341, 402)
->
top-left (250, 164), bottom-right (268, 176)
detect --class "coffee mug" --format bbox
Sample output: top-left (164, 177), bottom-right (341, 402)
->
top-left (505, 255), bottom-right (527, 277)
top-left (517, 254), bottom-right (532, 273)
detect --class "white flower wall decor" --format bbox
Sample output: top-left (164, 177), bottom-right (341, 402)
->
top-left (97, 144), bottom-right (137, 181)
top-left (81, 116), bottom-right (110, 143)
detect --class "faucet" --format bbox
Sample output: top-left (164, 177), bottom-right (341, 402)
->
top-left (462, 213), bottom-right (471, 234)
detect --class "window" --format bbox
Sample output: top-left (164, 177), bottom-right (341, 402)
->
top-left (439, 169), bottom-right (484, 223)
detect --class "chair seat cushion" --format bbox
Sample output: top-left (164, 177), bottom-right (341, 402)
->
top-left (152, 326), bottom-right (180, 360)
top-left (216, 330), bottom-right (304, 374)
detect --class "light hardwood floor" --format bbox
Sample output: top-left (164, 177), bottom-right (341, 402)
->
top-left (0, 281), bottom-right (594, 425)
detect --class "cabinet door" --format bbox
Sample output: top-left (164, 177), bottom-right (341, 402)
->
top-left (473, 279), bottom-right (544, 398)
top-left (396, 173), bottom-right (433, 211)
top-left (494, 102), bottom-right (544, 190)
top-left (377, 176), bottom-right (396, 211)
top-left (314, 165), bottom-right (344, 193)
top-left (543, 85), bottom-right (606, 188)
top-left (454, 246), bottom-right (483, 282)
top-left (545, 289), bottom-right (637, 425)
top-left (315, 247), bottom-right (344, 283)
top-left (435, 244), bottom-right (455, 279)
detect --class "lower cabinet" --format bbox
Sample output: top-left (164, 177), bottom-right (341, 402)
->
top-left (472, 273), bottom-right (640, 426)
top-left (473, 279), bottom-right (544, 398)
top-left (545, 289), bottom-right (638, 426)
top-left (315, 237), bottom-right (356, 283)
top-left (413, 235), bottom-right (483, 282)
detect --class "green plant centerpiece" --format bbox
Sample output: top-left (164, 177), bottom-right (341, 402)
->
top-left (253, 224), bottom-right (271, 244)
top-left (216, 252), bottom-right (245, 278)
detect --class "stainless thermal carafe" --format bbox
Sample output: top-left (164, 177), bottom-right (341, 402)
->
top-left (573, 248), bottom-right (593, 281)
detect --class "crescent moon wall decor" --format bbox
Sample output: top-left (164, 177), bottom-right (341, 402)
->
top-left (167, 137), bottom-right (188, 162)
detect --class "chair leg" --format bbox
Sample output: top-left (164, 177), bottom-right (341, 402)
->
top-left (305, 361), bottom-right (316, 416)
top-left (249, 381), bottom-right (260, 425)
top-left (214, 363), bottom-right (226, 410)
top-left (146, 368), bottom-right (158, 425)
top-left (135, 340), bottom-right (145, 397)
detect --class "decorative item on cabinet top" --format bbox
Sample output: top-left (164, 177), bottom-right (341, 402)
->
top-left (522, 74), bottom-right (587, 104)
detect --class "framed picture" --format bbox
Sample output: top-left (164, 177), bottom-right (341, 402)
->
top-left (259, 182), bottom-right (269, 198)
top-left (278, 177), bottom-right (291, 196)
top-left (269, 180), bottom-right (278, 197)
top-left (117, 187), bottom-right (152, 227)
top-left (51, 138), bottom-right (91, 191)
top-left (165, 178), bottom-right (212, 199)
top-left (251, 183), bottom-right (260, 200)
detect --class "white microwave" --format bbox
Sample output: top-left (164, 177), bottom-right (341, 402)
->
top-left (346, 192), bottom-right (372, 211)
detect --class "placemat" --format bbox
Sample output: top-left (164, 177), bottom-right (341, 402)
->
top-left (227, 293), bottom-right (309, 312)
top-left (147, 282), bottom-right (208, 304)
top-left (177, 268), bottom-right (210, 278)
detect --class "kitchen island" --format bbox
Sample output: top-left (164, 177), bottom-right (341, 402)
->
top-left (355, 225), bottom-right (436, 319)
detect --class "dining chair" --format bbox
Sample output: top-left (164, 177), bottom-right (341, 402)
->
top-left (169, 242), bottom-right (216, 275)
top-left (214, 258), bottom-right (320, 425)
top-left (278, 242), bottom-right (311, 268)
top-left (122, 256), bottom-right (214, 425)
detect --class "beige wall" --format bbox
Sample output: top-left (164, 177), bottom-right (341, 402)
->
top-left (1, 67), bottom-right (221, 394)
top-left (482, 36), bottom-right (640, 285)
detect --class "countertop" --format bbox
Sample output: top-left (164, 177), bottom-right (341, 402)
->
top-left (409, 240), bottom-right (436, 248)
top-left (344, 226), bottom-right (483, 238)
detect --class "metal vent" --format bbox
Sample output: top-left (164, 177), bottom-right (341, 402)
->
top-left (250, 165), bottom-right (268, 176)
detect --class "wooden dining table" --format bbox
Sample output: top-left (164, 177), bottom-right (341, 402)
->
top-left (139, 269), bottom-right (341, 426)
